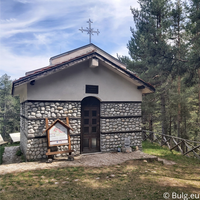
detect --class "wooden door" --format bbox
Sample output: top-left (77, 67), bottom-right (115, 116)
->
top-left (81, 106), bottom-right (100, 153)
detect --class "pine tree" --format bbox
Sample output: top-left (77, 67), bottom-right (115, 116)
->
top-left (185, 0), bottom-right (200, 140)
top-left (0, 74), bottom-right (20, 140)
top-left (119, 0), bottom-right (200, 141)
top-left (170, 0), bottom-right (188, 138)
top-left (125, 0), bottom-right (173, 134)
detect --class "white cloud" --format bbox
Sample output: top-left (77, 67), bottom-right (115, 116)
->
top-left (0, 47), bottom-right (49, 79)
top-left (14, 0), bottom-right (31, 3)
top-left (0, 0), bottom-right (139, 79)
top-left (0, 18), bottom-right (17, 23)
top-left (111, 45), bottom-right (130, 60)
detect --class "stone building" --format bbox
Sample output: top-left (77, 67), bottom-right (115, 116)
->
top-left (12, 44), bottom-right (155, 160)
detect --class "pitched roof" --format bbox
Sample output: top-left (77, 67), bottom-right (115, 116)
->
top-left (12, 44), bottom-right (155, 95)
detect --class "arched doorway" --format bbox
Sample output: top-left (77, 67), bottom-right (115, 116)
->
top-left (81, 97), bottom-right (100, 153)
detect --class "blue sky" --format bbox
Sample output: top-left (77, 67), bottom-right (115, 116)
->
top-left (0, 0), bottom-right (139, 80)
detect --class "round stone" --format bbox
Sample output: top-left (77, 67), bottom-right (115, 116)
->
top-left (36, 114), bottom-right (42, 118)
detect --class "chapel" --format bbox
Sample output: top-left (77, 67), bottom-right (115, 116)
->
top-left (12, 43), bottom-right (155, 160)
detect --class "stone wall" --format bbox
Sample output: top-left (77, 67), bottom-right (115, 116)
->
top-left (20, 101), bottom-right (81, 160)
top-left (100, 102), bottom-right (142, 152)
top-left (101, 132), bottom-right (142, 152)
top-left (20, 101), bottom-right (142, 160)
top-left (101, 118), bottom-right (141, 132)
top-left (20, 104), bottom-right (28, 156)
top-left (101, 102), bottom-right (141, 117)
top-left (20, 117), bottom-right (28, 156)
top-left (26, 138), bottom-right (48, 160)
top-left (26, 102), bottom-right (81, 119)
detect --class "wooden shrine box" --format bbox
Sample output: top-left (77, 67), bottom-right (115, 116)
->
top-left (44, 118), bottom-right (74, 157)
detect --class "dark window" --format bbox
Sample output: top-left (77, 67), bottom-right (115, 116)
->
top-left (92, 110), bottom-right (97, 116)
top-left (83, 139), bottom-right (89, 147)
top-left (92, 119), bottom-right (96, 124)
top-left (84, 127), bottom-right (89, 133)
top-left (84, 110), bottom-right (89, 116)
top-left (85, 85), bottom-right (99, 94)
top-left (92, 127), bottom-right (96, 132)
top-left (84, 119), bottom-right (89, 124)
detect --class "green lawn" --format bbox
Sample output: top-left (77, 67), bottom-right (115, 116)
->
top-left (142, 140), bottom-right (200, 166)
top-left (0, 141), bottom-right (199, 200)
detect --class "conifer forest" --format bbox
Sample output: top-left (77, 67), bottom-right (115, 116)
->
top-left (119, 0), bottom-right (200, 141)
top-left (0, 0), bottom-right (200, 142)
top-left (0, 74), bottom-right (20, 141)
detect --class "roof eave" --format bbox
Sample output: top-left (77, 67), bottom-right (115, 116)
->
top-left (12, 51), bottom-right (155, 93)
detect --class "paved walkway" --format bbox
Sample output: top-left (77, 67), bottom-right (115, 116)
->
top-left (0, 150), bottom-right (157, 175)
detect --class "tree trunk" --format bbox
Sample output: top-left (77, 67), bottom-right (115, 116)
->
top-left (149, 114), bottom-right (153, 141)
top-left (161, 92), bottom-right (167, 135)
top-left (198, 69), bottom-right (200, 116)
top-left (169, 114), bottom-right (172, 136)
top-left (197, 68), bottom-right (200, 142)
top-left (149, 114), bottom-right (153, 132)
top-left (177, 75), bottom-right (181, 138)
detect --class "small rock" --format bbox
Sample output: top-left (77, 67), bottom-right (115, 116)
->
top-left (55, 182), bottom-right (59, 184)
top-left (47, 159), bottom-right (53, 163)
top-left (143, 160), bottom-right (147, 163)
top-left (52, 113), bottom-right (56, 118)
top-left (110, 174), bottom-right (115, 178)
top-left (68, 105), bottom-right (72, 109)
top-left (74, 179), bottom-right (79, 182)
top-left (96, 177), bottom-right (100, 180)
top-left (62, 181), bottom-right (69, 184)
top-left (67, 155), bottom-right (74, 161)
top-left (36, 114), bottom-right (42, 118)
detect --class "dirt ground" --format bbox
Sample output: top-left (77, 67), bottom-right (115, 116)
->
top-left (0, 146), bottom-right (159, 175)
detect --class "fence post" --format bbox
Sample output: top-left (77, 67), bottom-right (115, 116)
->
top-left (142, 130), bottom-right (200, 160)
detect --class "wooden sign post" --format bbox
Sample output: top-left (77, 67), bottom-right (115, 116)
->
top-left (44, 117), bottom-right (74, 162)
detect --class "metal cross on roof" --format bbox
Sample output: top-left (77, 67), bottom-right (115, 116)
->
top-left (79, 19), bottom-right (100, 43)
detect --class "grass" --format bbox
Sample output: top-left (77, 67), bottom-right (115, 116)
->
top-left (142, 140), bottom-right (200, 166)
top-left (6, 142), bottom-right (20, 147)
top-left (0, 141), bottom-right (200, 200)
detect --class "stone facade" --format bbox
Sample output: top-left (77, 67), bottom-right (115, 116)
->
top-left (100, 102), bottom-right (142, 152)
top-left (20, 101), bottom-right (81, 160)
top-left (101, 102), bottom-right (141, 117)
top-left (20, 101), bottom-right (142, 160)
top-left (100, 132), bottom-right (142, 152)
